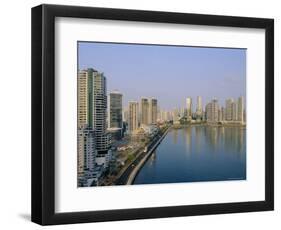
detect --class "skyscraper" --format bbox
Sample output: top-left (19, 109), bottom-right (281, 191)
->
top-left (206, 98), bottom-right (219, 122)
top-left (90, 69), bottom-right (110, 154)
top-left (237, 96), bottom-right (244, 123)
top-left (78, 127), bottom-right (96, 177)
top-left (128, 101), bottom-right (139, 133)
top-left (186, 97), bottom-right (192, 120)
top-left (78, 70), bottom-right (89, 128)
top-left (173, 108), bottom-right (180, 123)
top-left (78, 69), bottom-right (101, 185)
top-left (196, 96), bottom-right (203, 119)
top-left (140, 97), bottom-right (149, 125)
top-left (149, 98), bottom-right (158, 124)
top-left (231, 101), bottom-right (238, 121)
top-left (108, 91), bottom-right (123, 129)
top-left (221, 107), bottom-right (225, 121)
top-left (225, 98), bottom-right (234, 121)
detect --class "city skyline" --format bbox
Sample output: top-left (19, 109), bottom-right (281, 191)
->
top-left (78, 42), bottom-right (246, 111)
top-left (78, 69), bottom-right (244, 124)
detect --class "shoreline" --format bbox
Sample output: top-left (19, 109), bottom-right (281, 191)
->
top-left (125, 126), bottom-right (171, 185)
top-left (173, 122), bottom-right (246, 128)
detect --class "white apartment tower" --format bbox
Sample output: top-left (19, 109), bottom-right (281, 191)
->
top-left (206, 98), bottom-right (219, 122)
top-left (186, 97), bottom-right (192, 120)
top-left (77, 127), bottom-right (97, 177)
top-left (225, 98), bottom-right (234, 121)
top-left (238, 96), bottom-right (244, 123)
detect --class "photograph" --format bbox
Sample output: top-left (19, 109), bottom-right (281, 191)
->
top-left (77, 42), bottom-right (247, 187)
top-left (30, 3), bottom-right (274, 226)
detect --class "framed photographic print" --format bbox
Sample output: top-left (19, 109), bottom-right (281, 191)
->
top-left (31, 4), bottom-right (274, 225)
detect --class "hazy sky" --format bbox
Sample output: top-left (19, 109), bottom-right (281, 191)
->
top-left (78, 42), bottom-right (246, 111)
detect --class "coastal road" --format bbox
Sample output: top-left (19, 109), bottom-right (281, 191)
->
top-left (115, 149), bottom-right (147, 185)
top-left (115, 128), bottom-right (170, 185)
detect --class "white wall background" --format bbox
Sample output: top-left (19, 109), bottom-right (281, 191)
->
top-left (0, 0), bottom-right (278, 229)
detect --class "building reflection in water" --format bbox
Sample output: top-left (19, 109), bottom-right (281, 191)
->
top-left (148, 151), bottom-right (157, 166)
top-left (205, 126), bottom-right (218, 152)
top-left (195, 126), bottom-right (202, 154)
top-left (134, 126), bottom-right (246, 185)
top-left (184, 126), bottom-right (192, 156)
top-left (222, 127), bottom-right (245, 157)
top-left (238, 127), bottom-right (245, 158)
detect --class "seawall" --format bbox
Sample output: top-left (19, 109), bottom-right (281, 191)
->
top-left (126, 127), bottom-right (171, 185)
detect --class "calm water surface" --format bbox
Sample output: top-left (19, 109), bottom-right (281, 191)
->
top-left (133, 126), bottom-right (246, 185)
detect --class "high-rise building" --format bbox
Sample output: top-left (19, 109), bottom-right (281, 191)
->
top-left (231, 101), bottom-right (238, 121)
top-left (90, 69), bottom-right (110, 154)
top-left (78, 70), bottom-right (89, 128)
top-left (196, 96), bottom-right (203, 118)
top-left (108, 91), bottom-right (123, 129)
top-left (140, 97), bottom-right (149, 125)
top-left (180, 107), bottom-right (186, 117)
top-left (123, 106), bottom-right (128, 122)
top-left (225, 98), bottom-right (234, 121)
top-left (173, 108), bottom-right (180, 122)
top-left (157, 106), bottom-right (161, 122)
top-left (128, 101), bottom-right (139, 133)
top-left (78, 69), bottom-right (110, 153)
top-left (186, 97), bottom-right (192, 120)
top-left (78, 69), bottom-right (97, 183)
top-left (149, 98), bottom-right (158, 124)
top-left (221, 107), bottom-right (225, 121)
top-left (77, 127), bottom-right (97, 177)
top-left (237, 96), bottom-right (244, 123)
top-left (206, 98), bottom-right (219, 122)
top-left (160, 110), bottom-right (166, 122)
top-left (243, 109), bottom-right (247, 123)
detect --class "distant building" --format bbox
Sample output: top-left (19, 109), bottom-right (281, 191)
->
top-left (243, 109), bottom-right (246, 123)
top-left (186, 97), bottom-right (192, 120)
top-left (206, 98), bottom-right (219, 123)
top-left (231, 101), bottom-right (238, 121)
top-left (140, 97), bottom-right (149, 125)
top-left (149, 98), bottom-right (158, 124)
top-left (108, 90), bottom-right (123, 141)
top-left (108, 91), bottom-right (123, 129)
top-left (173, 108), bottom-right (180, 123)
top-left (237, 96), bottom-right (244, 123)
top-left (123, 106), bottom-right (128, 122)
top-left (196, 96), bottom-right (203, 119)
top-left (225, 98), bottom-right (234, 121)
top-left (218, 107), bottom-right (221, 122)
top-left (128, 101), bottom-right (139, 133)
top-left (221, 107), bottom-right (225, 121)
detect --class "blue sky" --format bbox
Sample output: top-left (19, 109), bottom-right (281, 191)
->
top-left (78, 42), bottom-right (246, 111)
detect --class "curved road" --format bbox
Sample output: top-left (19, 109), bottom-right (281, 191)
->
top-left (115, 127), bottom-right (170, 185)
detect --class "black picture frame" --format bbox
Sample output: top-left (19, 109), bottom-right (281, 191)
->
top-left (31, 4), bottom-right (274, 225)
